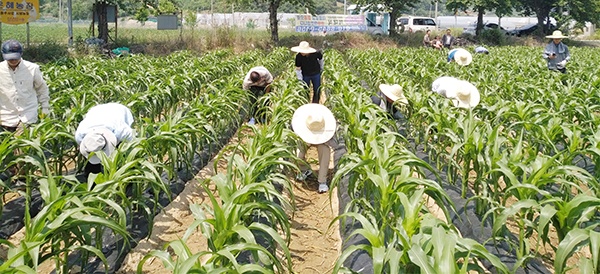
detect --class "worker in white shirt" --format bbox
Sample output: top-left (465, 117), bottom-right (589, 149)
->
top-left (242, 66), bottom-right (273, 125)
top-left (0, 40), bottom-right (50, 133)
top-left (75, 103), bottom-right (135, 176)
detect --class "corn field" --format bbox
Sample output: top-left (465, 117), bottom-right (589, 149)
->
top-left (0, 45), bottom-right (599, 274)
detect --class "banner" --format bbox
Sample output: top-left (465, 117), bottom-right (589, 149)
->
top-left (295, 14), bottom-right (367, 33)
top-left (0, 0), bottom-right (40, 25)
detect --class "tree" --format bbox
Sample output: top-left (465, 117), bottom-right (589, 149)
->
top-left (230, 0), bottom-right (315, 43)
top-left (514, 0), bottom-right (556, 36)
top-left (352, 0), bottom-right (418, 35)
top-left (446, 0), bottom-right (513, 35)
top-left (93, 0), bottom-right (179, 43)
top-left (553, 0), bottom-right (600, 31)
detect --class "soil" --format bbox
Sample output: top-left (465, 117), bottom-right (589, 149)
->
top-left (118, 127), bottom-right (342, 273)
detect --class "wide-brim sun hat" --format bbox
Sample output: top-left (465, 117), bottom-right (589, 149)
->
top-left (291, 41), bottom-right (317, 54)
top-left (379, 84), bottom-right (409, 105)
top-left (452, 80), bottom-right (480, 109)
top-left (431, 76), bottom-right (460, 98)
top-left (80, 127), bottom-right (117, 165)
top-left (292, 103), bottom-right (336, 145)
top-left (546, 30), bottom-right (568, 39)
top-left (453, 48), bottom-right (473, 66)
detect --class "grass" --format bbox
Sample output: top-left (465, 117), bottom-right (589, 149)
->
top-left (8, 20), bottom-right (589, 63)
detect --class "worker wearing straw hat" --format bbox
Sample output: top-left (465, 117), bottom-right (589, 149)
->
top-left (371, 83), bottom-right (410, 136)
top-left (432, 76), bottom-right (480, 109)
top-left (291, 41), bottom-right (324, 104)
top-left (75, 103), bottom-right (135, 176)
top-left (292, 103), bottom-right (337, 193)
top-left (543, 30), bottom-right (570, 73)
top-left (447, 48), bottom-right (473, 66)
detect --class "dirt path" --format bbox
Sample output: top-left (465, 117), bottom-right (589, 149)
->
top-left (119, 129), bottom-right (342, 273)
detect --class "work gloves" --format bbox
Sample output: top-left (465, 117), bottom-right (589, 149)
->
top-left (295, 69), bottom-right (303, 81)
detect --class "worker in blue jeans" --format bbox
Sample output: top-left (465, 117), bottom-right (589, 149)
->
top-left (291, 41), bottom-right (324, 104)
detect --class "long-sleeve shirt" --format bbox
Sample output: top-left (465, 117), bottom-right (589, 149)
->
top-left (542, 42), bottom-right (570, 70)
top-left (75, 103), bottom-right (135, 145)
top-left (242, 66), bottom-right (273, 90)
top-left (0, 59), bottom-right (49, 127)
top-left (442, 34), bottom-right (454, 47)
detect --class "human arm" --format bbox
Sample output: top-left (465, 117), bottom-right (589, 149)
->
top-left (242, 71), bottom-right (252, 90)
top-left (557, 46), bottom-right (570, 68)
top-left (33, 66), bottom-right (50, 115)
top-left (264, 70), bottom-right (274, 85)
top-left (294, 54), bottom-right (303, 80)
top-left (542, 44), bottom-right (555, 59)
top-left (316, 51), bottom-right (324, 71)
top-left (564, 45), bottom-right (571, 62)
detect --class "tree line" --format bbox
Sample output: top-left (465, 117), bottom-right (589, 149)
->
top-left (38, 0), bottom-right (599, 43)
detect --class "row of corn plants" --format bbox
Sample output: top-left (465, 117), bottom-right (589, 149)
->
top-left (3, 44), bottom-right (598, 273)
top-left (345, 46), bottom-right (600, 273)
top-left (138, 53), bottom-right (314, 272)
top-left (0, 48), bottom-right (276, 272)
top-left (323, 48), bottom-right (510, 273)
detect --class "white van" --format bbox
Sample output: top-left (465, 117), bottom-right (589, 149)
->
top-left (397, 16), bottom-right (437, 32)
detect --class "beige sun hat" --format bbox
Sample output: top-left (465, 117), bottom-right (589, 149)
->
top-left (451, 80), bottom-right (480, 109)
top-left (453, 48), bottom-right (473, 66)
top-left (431, 76), bottom-right (460, 97)
top-left (80, 127), bottom-right (117, 165)
top-left (291, 104), bottom-right (336, 145)
top-left (379, 84), bottom-right (409, 105)
top-left (291, 41), bottom-right (317, 54)
top-left (546, 30), bottom-right (568, 39)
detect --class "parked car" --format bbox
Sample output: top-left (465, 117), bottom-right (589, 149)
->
top-left (507, 23), bottom-right (557, 37)
top-left (463, 22), bottom-right (507, 35)
top-left (396, 16), bottom-right (437, 32)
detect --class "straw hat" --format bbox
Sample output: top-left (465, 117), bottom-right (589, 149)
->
top-left (291, 41), bottom-right (317, 54)
top-left (452, 48), bottom-right (472, 66)
top-left (451, 80), bottom-right (480, 109)
top-left (379, 84), bottom-right (408, 105)
top-left (291, 104), bottom-right (336, 145)
top-left (546, 30), bottom-right (568, 39)
top-left (80, 127), bottom-right (117, 165)
top-left (431, 76), bottom-right (460, 98)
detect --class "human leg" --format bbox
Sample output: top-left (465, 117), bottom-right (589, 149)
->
top-left (310, 74), bottom-right (322, 103)
top-left (296, 143), bottom-right (312, 180)
top-left (84, 162), bottom-right (103, 176)
top-left (316, 143), bottom-right (331, 193)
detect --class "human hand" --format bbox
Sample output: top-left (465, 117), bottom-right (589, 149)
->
top-left (295, 70), bottom-right (303, 81)
top-left (557, 60), bottom-right (567, 69)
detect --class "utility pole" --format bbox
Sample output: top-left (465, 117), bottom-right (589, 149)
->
top-left (59, 0), bottom-right (62, 22)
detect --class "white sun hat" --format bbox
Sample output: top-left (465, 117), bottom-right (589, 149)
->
top-left (546, 30), bottom-right (568, 39)
top-left (291, 41), bottom-right (317, 54)
top-left (80, 127), bottom-right (117, 165)
top-left (379, 84), bottom-right (409, 105)
top-left (452, 48), bottom-right (473, 66)
top-left (432, 76), bottom-right (460, 98)
top-left (292, 104), bottom-right (336, 145)
top-left (451, 80), bottom-right (480, 108)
